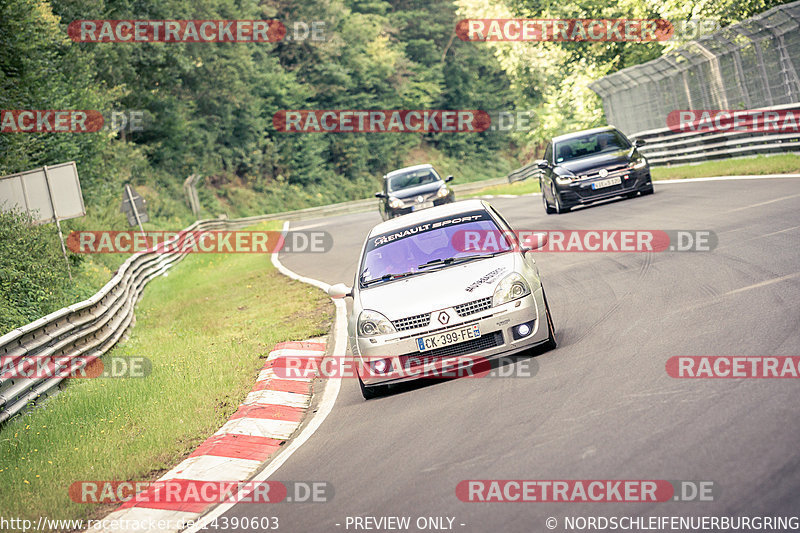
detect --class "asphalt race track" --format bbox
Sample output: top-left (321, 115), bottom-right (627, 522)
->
top-left (205, 177), bottom-right (800, 532)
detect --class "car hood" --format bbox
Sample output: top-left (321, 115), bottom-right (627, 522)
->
top-left (390, 181), bottom-right (444, 199)
top-left (357, 253), bottom-right (518, 320)
top-left (557, 149), bottom-right (633, 174)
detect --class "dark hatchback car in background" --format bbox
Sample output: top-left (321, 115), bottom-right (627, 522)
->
top-left (375, 164), bottom-right (455, 220)
top-left (536, 126), bottom-right (653, 214)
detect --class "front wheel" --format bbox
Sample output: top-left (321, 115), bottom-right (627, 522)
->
top-left (541, 289), bottom-right (557, 350)
top-left (553, 189), bottom-right (570, 214)
top-left (542, 182), bottom-right (556, 214)
top-left (641, 185), bottom-right (654, 196)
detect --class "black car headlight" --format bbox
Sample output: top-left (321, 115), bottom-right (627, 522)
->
top-left (492, 273), bottom-right (531, 307)
top-left (632, 157), bottom-right (648, 169)
top-left (358, 310), bottom-right (396, 336)
top-left (388, 197), bottom-right (404, 209)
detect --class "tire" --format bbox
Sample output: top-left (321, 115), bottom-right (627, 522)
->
top-left (541, 289), bottom-right (557, 351)
top-left (553, 188), bottom-right (570, 214)
top-left (358, 374), bottom-right (386, 400)
top-left (641, 185), bottom-right (654, 196)
top-left (542, 182), bottom-right (556, 214)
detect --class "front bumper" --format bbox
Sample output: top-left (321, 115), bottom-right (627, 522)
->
top-left (354, 286), bottom-right (549, 386)
top-left (557, 168), bottom-right (651, 207)
top-left (387, 195), bottom-right (454, 218)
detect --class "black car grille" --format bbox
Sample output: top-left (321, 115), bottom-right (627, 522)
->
top-left (398, 331), bottom-right (504, 368)
top-left (579, 164), bottom-right (629, 179)
top-left (393, 312), bottom-right (431, 331)
top-left (454, 297), bottom-right (493, 317)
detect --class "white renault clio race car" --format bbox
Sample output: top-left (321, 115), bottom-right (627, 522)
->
top-left (328, 199), bottom-right (556, 399)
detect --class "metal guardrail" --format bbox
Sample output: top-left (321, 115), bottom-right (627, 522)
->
top-left (630, 102), bottom-right (800, 166)
top-left (0, 176), bottom-right (505, 423)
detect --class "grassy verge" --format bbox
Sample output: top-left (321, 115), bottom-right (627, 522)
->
top-left (464, 153), bottom-right (800, 197)
top-left (650, 153), bottom-right (800, 180)
top-left (463, 179), bottom-right (541, 198)
top-left (0, 221), bottom-right (333, 527)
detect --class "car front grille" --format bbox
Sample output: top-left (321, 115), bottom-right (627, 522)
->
top-left (392, 312), bottom-right (431, 331)
top-left (398, 331), bottom-right (504, 368)
top-left (454, 297), bottom-right (493, 317)
top-left (579, 164), bottom-right (630, 179)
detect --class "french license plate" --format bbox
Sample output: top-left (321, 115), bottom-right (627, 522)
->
top-left (412, 201), bottom-right (434, 211)
top-left (416, 324), bottom-right (481, 352)
top-left (591, 176), bottom-right (622, 190)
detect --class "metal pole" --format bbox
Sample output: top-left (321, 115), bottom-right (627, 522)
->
top-left (42, 165), bottom-right (72, 281)
top-left (125, 184), bottom-right (146, 235)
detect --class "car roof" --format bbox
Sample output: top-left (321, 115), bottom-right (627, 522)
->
top-left (384, 163), bottom-right (436, 179)
top-left (368, 199), bottom-right (490, 236)
top-left (552, 125), bottom-right (620, 144)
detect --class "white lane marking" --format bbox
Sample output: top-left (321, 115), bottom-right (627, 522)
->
top-left (722, 271), bottom-right (800, 297)
top-left (288, 221), bottom-right (329, 231)
top-left (183, 221), bottom-right (346, 533)
top-left (725, 192), bottom-right (800, 213)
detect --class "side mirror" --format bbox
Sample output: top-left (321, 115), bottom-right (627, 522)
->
top-left (375, 192), bottom-right (387, 199)
top-left (633, 138), bottom-right (646, 147)
top-left (327, 283), bottom-right (352, 299)
top-left (519, 232), bottom-right (548, 252)
top-left (445, 175), bottom-right (454, 183)
top-left (536, 159), bottom-right (550, 170)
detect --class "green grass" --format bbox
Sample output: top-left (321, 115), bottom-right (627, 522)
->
top-left (0, 221), bottom-right (333, 527)
top-left (464, 153), bottom-right (800, 197)
top-left (463, 179), bottom-right (541, 198)
top-left (650, 153), bottom-right (800, 180)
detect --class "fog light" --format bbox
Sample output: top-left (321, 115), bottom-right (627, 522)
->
top-left (371, 358), bottom-right (391, 374)
top-left (512, 320), bottom-right (536, 340)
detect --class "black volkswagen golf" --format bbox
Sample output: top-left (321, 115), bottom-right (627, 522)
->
top-left (375, 164), bottom-right (455, 221)
top-left (536, 126), bottom-right (653, 214)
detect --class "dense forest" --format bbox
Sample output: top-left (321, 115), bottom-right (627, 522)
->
top-left (0, 0), bottom-right (790, 331)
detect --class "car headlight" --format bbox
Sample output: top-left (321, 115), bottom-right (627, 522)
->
top-left (555, 173), bottom-right (575, 185)
top-left (388, 197), bottom-right (404, 209)
top-left (632, 157), bottom-right (647, 169)
top-left (435, 187), bottom-right (449, 199)
top-left (357, 310), bottom-right (396, 336)
top-left (492, 273), bottom-right (531, 307)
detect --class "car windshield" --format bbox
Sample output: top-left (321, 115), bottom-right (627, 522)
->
top-left (553, 130), bottom-right (631, 164)
top-left (359, 212), bottom-right (512, 287)
top-left (387, 168), bottom-right (440, 192)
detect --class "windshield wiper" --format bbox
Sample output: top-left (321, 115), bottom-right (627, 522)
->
top-left (361, 271), bottom-right (416, 287)
top-left (418, 252), bottom-right (507, 270)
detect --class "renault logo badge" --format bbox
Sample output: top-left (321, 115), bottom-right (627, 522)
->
top-left (438, 311), bottom-right (450, 325)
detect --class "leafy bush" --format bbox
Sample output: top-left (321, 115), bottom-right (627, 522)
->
top-left (0, 209), bottom-right (77, 333)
